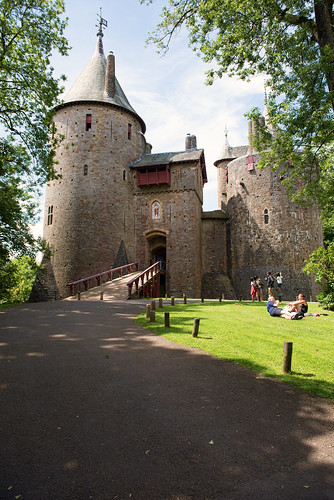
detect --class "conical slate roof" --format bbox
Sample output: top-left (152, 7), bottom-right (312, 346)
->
top-left (214, 128), bottom-right (234, 165)
top-left (59, 33), bottom-right (146, 132)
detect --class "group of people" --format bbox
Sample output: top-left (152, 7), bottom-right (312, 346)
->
top-left (249, 271), bottom-right (319, 320)
top-left (267, 293), bottom-right (320, 320)
top-left (250, 272), bottom-right (283, 302)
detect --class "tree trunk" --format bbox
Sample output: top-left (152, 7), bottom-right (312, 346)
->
top-left (314, 0), bottom-right (334, 110)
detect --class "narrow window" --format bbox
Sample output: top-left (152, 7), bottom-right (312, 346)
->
top-left (128, 123), bottom-right (132, 140)
top-left (122, 170), bottom-right (126, 181)
top-left (86, 114), bottom-right (92, 131)
top-left (47, 205), bottom-right (53, 225)
top-left (264, 209), bottom-right (269, 224)
top-left (84, 165), bottom-right (88, 176)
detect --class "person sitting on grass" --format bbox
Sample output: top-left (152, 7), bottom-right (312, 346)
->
top-left (266, 296), bottom-right (303, 320)
top-left (285, 294), bottom-right (320, 317)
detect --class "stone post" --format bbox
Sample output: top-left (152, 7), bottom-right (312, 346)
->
top-left (192, 318), bottom-right (200, 337)
top-left (164, 312), bottom-right (170, 328)
top-left (149, 311), bottom-right (156, 323)
top-left (282, 341), bottom-right (293, 373)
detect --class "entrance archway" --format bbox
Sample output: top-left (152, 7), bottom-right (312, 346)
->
top-left (146, 231), bottom-right (167, 296)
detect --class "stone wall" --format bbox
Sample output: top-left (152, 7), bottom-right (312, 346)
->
top-left (132, 160), bottom-right (204, 298)
top-left (201, 211), bottom-right (236, 298)
top-left (226, 155), bottom-right (323, 300)
top-left (41, 102), bottom-right (146, 298)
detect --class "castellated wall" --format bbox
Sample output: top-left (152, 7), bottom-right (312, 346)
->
top-left (226, 155), bottom-right (323, 301)
top-left (41, 102), bottom-right (146, 299)
top-left (132, 160), bottom-right (204, 298)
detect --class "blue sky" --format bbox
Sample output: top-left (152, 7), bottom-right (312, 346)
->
top-left (32, 0), bottom-right (266, 237)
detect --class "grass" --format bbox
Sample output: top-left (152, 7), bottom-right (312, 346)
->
top-left (136, 300), bottom-right (334, 399)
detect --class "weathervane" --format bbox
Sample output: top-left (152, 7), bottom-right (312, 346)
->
top-left (96, 7), bottom-right (108, 36)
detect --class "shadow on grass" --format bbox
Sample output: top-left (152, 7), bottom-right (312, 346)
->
top-left (205, 355), bottom-right (334, 399)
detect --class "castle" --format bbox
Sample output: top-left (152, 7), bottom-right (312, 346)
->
top-left (31, 22), bottom-right (323, 302)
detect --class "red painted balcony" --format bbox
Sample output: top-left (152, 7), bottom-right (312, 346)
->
top-left (137, 165), bottom-right (170, 186)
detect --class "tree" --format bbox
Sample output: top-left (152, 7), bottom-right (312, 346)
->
top-left (0, 0), bottom-right (69, 265)
top-left (303, 242), bottom-right (334, 310)
top-left (0, 255), bottom-right (39, 304)
top-left (141, 0), bottom-right (334, 208)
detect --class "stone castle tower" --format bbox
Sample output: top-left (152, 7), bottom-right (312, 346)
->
top-left (30, 21), bottom-right (323, 302)
top-left (214, 124), bottom-right (323, 299)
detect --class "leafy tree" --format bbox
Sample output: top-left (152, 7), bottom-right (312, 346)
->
top-left (0, 0), bottom-right (69, 265)
top-left (141, 0), bottom-right (334, 207)
top-left (142, 0), bottom-right (334, 305)
top-left (0, 255), bottom-right (39, 304)
top-left (303, 242), bottom-right (334, 310)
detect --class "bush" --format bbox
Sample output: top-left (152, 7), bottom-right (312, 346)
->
top-left (0, 255), bottom-right (39, 304)
top-left (303, 242), bottom-right (334, 311)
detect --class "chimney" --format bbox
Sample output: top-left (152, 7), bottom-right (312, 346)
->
top-left (185, 133), bottom-right (197, 150)
top-left (105, 51), bottom-right (115, 98)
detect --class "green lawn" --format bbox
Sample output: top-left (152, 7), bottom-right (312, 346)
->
top-left (136, 300), bottom-right (334, 399)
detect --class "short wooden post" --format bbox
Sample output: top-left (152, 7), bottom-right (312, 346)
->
top-left (239, 296), bottom-right (242, 302)
top-left (310, 295), bottom-right (313, 302)
top-left (165, 294), bottom-right (168, 299)
top-left (151, 300), bottom-right (156, 311)
top-left (164, 312), bottom-right (170, 328)
top-left (149, 311), bottom-right (156, 323)
top-left (222, 293), bottom-right (225, 300)
top-left (282, 341), bottom-right (293, 373)
top-left (192, 318), bottom-right (200, 337)
top-left (183, 293), bottom-right (187, 304)
top-left (146, 304), bottom-right (151, 318)
top-left (171, 296), bottom-right (175, 306)
top-left (201, 296), bottom-right (204, 303)
top-left (159, 298), bottom-right (163, 308)
top-left (77, 291), bottom-right (81, 300)
top-left (100, 292), bottom-right (104, 300)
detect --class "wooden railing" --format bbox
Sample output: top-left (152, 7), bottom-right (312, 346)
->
top-left (67, 262), bottom-right (139, 296)
top-left (127, 262), bottom-right (161, 299)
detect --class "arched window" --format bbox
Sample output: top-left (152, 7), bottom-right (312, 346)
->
top-left (264, 209), bottom-right (269, 224)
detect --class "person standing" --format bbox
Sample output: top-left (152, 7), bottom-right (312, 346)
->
top-left (275, 272), bottom-right (283, 302)
top-left (265, 272), bottom-right (275, 298)
top-left (250, 277), bottom-right (257, 302)
top-left (255, 276), bottom-right (264, 302)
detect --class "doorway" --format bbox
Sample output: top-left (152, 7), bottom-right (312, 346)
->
top-left (146, 232), bottom-right (167, 296)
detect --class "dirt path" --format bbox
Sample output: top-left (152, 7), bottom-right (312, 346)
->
top-left (0, 299), bottom-right (333, 499)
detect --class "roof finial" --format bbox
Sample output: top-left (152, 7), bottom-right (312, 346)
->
top-left (96, 7), bottom-right (108, 37)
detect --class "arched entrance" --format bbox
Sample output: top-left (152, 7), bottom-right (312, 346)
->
top-left (146, 231), bottom-right (167, 296)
